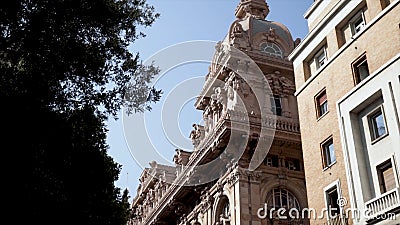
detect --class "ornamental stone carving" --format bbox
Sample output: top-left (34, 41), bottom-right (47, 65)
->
top-left (173, 149), bottom-right (191, 166)
top-left (235, 0), bottom-right (270, 20)
top-left (264, 27), bottom-right (277, 42)
top-left (266, 71), bottom-right (295, 96)
top-left (190, 124), bottom-right (205, 147)
top-left (230, 21), bottom-right (249, 50)
top-left (227, 170), bottom-right (240, 186)
top-left (211, 87), bottom-right (227, 111)
top-left (200, 191), bottom-right (214, 214)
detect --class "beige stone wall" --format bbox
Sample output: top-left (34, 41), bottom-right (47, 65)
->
top-left (295, 3), bottom-right (400, 225)
top-left (308, 0), bottom-right (341, 31)
top-left (295, 3), bottom-right (400, 88)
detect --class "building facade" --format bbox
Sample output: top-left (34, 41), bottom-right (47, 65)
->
top-left (129, 1), bottom-right (308, 225)
top-left (289, 0), bottom-right (400, 225)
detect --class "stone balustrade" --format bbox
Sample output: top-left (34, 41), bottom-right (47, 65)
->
top-left (365, 187), bottom-right (400, 220)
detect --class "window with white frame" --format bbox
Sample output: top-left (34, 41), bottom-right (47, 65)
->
top-left (368, 106), bottom-right (387, 142)
top-left (315, 89), bottom-right (328, 118)
top-left (315, 46), bottom-right (327, 69)
top-left (352, 53), bottom-right (370, 84)
top-left (321, 137), bottom-right (336, 168)
top-left (307, 42), bottom-right (328, 75)
top-left (325, 186), bottom-right (340, 217)
top-left (349, 11), bottom-right (366, 36)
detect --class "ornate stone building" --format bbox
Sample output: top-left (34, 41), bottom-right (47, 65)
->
top-left (129, 1), bottom-right (308, 224)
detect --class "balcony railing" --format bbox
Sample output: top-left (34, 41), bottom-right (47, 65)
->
top-left (365, 187), bottom-right (400, 219)
top-left (322, 215), bottom-right (348, 225)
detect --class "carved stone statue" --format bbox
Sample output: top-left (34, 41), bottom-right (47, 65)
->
top-left (212, 87), bottom-right (227, 111)
top-left (266, 27), bottom-right (277, 42)
top-left (189, 124), bottom-right (205, 147)
top-left (279, 75), bottom-right (295, 95)
top-left (203, 108), bottom-right (211, 134)
top-left (230, 21), bottom-right (249, 50)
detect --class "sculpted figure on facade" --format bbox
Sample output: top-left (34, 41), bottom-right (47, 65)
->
top-left (266, 71), bottom-right (294, 96)
top-left (265, 27), bottom-right (277, 42)
top-left (230, 21), bottom-right (249, 50)
top-left (225, 80), bottom-right (234, 101)
top-left (212, 87), bottom-right (227, 112)
top-left (203, 106), bottom-right (212, 134)
top-left (279, 75), bottom-right (295, 96)
top-left (189, 124), bottom-right (205, 147)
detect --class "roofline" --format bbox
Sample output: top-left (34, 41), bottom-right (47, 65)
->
top-left (289, 0), bottom-right (350, 61)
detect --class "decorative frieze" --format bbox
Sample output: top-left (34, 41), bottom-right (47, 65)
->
top-left (227, 169), bottom-right (240, 186)
top-left (200, 191), bottom-right (214, 214)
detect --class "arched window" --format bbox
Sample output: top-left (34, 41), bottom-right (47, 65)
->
top-left (265, 188), bottom-right (303, 225)
top-left (221, 200), bottom-right (230, 218)
top-left (260, 42), bottom-right (283, 58)
top-left (266, 188), bottom-right (300, 210)
top-left (215, 196), bottom-right (231, 224)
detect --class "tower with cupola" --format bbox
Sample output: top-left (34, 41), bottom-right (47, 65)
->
top-left (129, 1), bottom-right (307, 225)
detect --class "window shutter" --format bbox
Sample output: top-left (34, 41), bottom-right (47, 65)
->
top-left (318, 93), bottom-right (327, 104)
top-left (383, 166), bottom-right (396, 192)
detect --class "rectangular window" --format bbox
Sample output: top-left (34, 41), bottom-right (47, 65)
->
top-left (286, 160), bottom-right (295, 170)
top-left (264, 155), bottom-right (279, 167)
top-left (316, 90), bottom-right (328, 118)
top-left (307, 41), bottom-right (328, 76)
top-left (377, 160), bottom-right (396, 193)
top-left (350, 12), bottom-right (365, 36)
top-left (321, 138), bottom-right (336, 168)
top-left (326, 186), bottom-right (340, 217)
top-left (368, 107), bottom-right (387, 142)
top-left (271, 95), bottom-right (282, 116)
top-left (352, 54), bottom-right (370, 84)
top-left (315, 46), bottom-right (327, 69)
top-left (266, 158), bottom-right (273, 166)
top-left (285, 158), bottom-right (301, 171)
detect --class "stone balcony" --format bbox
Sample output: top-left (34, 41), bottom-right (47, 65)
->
top-left (365, 187), bottom-right (400, 220)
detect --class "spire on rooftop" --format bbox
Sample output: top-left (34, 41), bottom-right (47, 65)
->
top-left (235, 0), bottom-right (270, 20)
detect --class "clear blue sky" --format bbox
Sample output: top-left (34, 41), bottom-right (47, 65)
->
top-left (106, 0), bottom-right (314, 201)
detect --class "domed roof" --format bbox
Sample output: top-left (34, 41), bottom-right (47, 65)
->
top-left (225, 0), bottom-right (296, 57)
top-left (251, 19), bottom-right (293, 45)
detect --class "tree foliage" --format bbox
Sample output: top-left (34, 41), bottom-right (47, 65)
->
top-left (0, 0), bottom-right (159, 224)
top-left (0, 0), bottom-right (160, 117)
